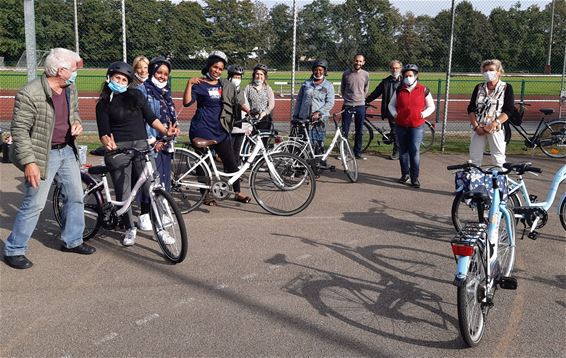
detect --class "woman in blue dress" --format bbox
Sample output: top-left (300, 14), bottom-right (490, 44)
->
top-left (182, 51), bottom-right (250, 206)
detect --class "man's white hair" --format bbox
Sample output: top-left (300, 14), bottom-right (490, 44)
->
top-left (44, 48), bottom-right (81, 77)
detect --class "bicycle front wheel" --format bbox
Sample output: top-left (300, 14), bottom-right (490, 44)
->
top-left (421, 121), bottom-right (435, 153)
top-left (538, 120), bottom-right (566, 158)
top-left (498, 206), bottom-right (516, 277)
top-left (559, 197), bottom-right (566, 231)
top-left (171, 148), bottom-right (210, 213)
top-left (340, 139), bottom-right (358, 182)
top-left (150, 188), bottom-right (188, 263)
top-left (451, 192), bottom-right (488, 232)
top-left (53, 173), bottom-right (102, 241)
top-left (457, 247), bottom-right (487, 347)
top-left (250, 152), bottom-right (317, 216)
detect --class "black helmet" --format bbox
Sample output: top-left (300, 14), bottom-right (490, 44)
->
top-left (253, 63), bottom-right (269, 74)
top-left (227, 65), bottom-right (245, 77)
top-left (107, 61), bottom-right (133, 82)
top-left (208, 50), bottom-right (228, 65)
top-left (148, 56), bottom-right (172, 76)
top-left (312, 59), bottom-right (328, 71)
top-left (402, 64), bottom-right (419, 75)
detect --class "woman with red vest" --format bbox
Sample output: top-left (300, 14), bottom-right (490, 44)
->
top-left (388, 64), bottom-right (435, 188)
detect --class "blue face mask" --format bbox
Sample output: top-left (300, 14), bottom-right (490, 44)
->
top-left (108, 80), bottom-right (128, 94)
top-left (65, 71), bottom-right (77, 86)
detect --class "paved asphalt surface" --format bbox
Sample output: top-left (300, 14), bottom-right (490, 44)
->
top-left (0, 152), bottom-right (564, 357)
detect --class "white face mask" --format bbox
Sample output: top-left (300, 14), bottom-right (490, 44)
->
top-left (230, 78), bottom-right (241, 88)
top-left (483, 70), bottom-right (498, 82)
top-left (313, 75), bottom-right (324, 80)
top-left (135, 73), bottom-right (148, 82)
top-left (253, 79), bottom-right (263, 86)
top-left (392, 71), bottom-right (401, 79)
top-left (403, 76), bottom-right (416, 86)
top-left (206, 72), bottom-right (220, 81)
top-left (151, 76), bottom-right (167, 89)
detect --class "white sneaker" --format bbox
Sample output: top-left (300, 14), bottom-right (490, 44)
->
top-left (137, 213), bottom-right (153, 231)
top-left (122, 228), bottom-right (137, 246)
top-left (162, 214), bottom-right (172, 227)
top-left (157, 230), bottom-right (175, 245)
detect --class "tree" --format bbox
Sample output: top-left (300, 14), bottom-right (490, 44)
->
top-left (267, 3), bottom-right (293, 69)
top-left (0, 0), bottom-right (25, 64)
top-left (78, 0), bottom-right (122, 67)
top-left (297, 0), bottom-right (337, 69)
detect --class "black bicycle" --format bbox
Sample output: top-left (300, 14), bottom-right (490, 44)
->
top-left (337, 104), bottom-right (435, 153)
top-left (504, 101), bottom-right (566, 158)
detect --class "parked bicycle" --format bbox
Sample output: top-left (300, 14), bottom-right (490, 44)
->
top-left (447, 162), bottom-right (529, 347)
top-left (503, 101), bottom-right (566, 158)
top-left (170, 115), bottom-right (317, 216)
top-left (452, 162), bottom-right (566, 235)
top-left (275, 110), bottom-right (358, 182)
top-left (338, 104), bottom-right (435, 154)
top-left (52, 141), bottom-right (188, 263)
top-left (236, 120), bottom-right (282, 165)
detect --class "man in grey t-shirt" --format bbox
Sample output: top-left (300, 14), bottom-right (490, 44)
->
top-left (341, 54), bottom-right (369, 159)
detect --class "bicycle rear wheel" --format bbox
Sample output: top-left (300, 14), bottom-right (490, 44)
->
top-left (171, 148), bottom-right (210, 214)
top-left (498, 207), bottom-right (516, 277)
top-left (538, 120), bottom-right (566, 158)
top-left (53, 173), bottom-right (102, 241)
top-left (150, 188), bottom-right (188, 263)
top-left (559, 197), bottom-right (566, 232)
top-left (421, 121), bottom-right (435, 153)
top-left (457, 247), bottom-right (487, 347)
top-left (250, 152), bottom-right (316, 216)
top-left (340, 139), bottom-right (358, 182)
top-left (451, 192), bottom-right (488, 232)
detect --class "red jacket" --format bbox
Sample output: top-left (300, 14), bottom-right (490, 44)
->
top-left (395, 83), bottom-right (427, 128)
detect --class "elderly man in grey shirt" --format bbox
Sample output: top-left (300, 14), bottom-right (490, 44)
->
top-left (341, 54), bottom-right (369, 159)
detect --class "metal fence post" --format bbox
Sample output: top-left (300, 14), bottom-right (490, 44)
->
top-left (520, 79), bottom-right (526, 102)
top-left (24, 0), bottom-right (37, 82)
top-left (440, 0), bottom-right (457, 152)
top-left (435, 79), bottom-right (442, 124)
top-left (290, 0), bottom-right (298, 120)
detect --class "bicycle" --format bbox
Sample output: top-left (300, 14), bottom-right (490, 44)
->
top-left (452, 162), bottom-right (566, 235)
top-left (236, 120), bottom-right (282, 165)
top-left (503, 101), bottom-right (566, 158)
top-left (170, 116), bottom-right (317, 216)
top-left (274, 111), bottom-right (358, 182)
top-left (52, 141), bottom-right (188, 263)
top-left (447, 162), bottom-right (528, 347)
top-left (338, 104), bottom-right (435, 154)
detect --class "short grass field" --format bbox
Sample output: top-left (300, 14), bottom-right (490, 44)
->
top-left (1, 69), bottom-right (562, 97)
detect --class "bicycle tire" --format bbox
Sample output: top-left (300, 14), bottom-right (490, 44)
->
top-left (171, 148), bottom-right (210, 214)
top-left (559, 197), bottom-right (566, 232)
top-left (457, 247), bottom-right (487, 347)
top-left (241, 131), bottom-right (277, 160)
top-left (274, 139), bottom-right (311, 160)
top-left (250, 152), bottom-right (316, 216)
top-left (421, 120), bottom-right (435, 153)
top-left (452, 191), bottom-right (520, 232)
top-left (150, 188), bottom-right (188, 263)
top-left (538, 120), bottom-right (566, 158)
top-left (340, 139), bottom-right (358, 182)
top-left (53, 172), bottom-right (102, 241)
top-left (498, 206), bottom-right (516, 277)
top-left (335, 119), bottom-right (374, 154)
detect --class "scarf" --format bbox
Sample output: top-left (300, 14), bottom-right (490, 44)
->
top-left (143, 66), bottom-right (177, 126)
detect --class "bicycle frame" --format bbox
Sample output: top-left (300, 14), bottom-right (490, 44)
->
top-left (508, 164), bottom-right (566, 215)
top-left (176, 133), bottom-right (286, 189)
top-left (509, 118), bottom-right (555, 146)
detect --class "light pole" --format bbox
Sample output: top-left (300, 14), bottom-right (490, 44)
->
top-left (23, 0), bottom-right (36, 81)
top-left (121, 0), bottom-right (127, 62)
top-left (74, 0), bottom-right (79, 55)
top-left (545, 0), bottom-right (555, 74)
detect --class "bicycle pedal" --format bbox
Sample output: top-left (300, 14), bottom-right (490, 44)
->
top-left (527, 231), bottom-right (539, 240)
top-left (498, 277), bottom-right (518, 290)
top-left (329, 165), bottom-right (336, 172)
top-left (529, 194), bottom-right (538, 202)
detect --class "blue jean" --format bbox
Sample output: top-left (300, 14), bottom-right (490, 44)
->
top-left (341, 105), bottom-right (366, 156)
top-left (396, 124), bottom-right (425, 180)
top-left (5, 145), bottom-right (85, 256)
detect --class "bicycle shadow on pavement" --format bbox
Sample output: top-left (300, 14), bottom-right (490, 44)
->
top-left (355, 171), bottom-right (454, 197)
top-left (265, 237), bottom-right (463, 349)
top-left (340, 199), bottom-right (454, 244)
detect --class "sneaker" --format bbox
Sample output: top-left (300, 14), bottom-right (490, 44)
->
top-left (354, 154), bottom-right (367, 160)
top-left (411, 178), bottom-right (421, 188)
top-left (157, 230), bottom-right (175, 245)
top-left (162, 214), bottom-right (172, 227)
top-left (137, 213), bottom-right (153, 231)
top-left (398, 175), bottom-right (410, 184)
top-left (389, 152), bottom-right (399, 160)
top-left (122, 228), bottom-right (137, 246)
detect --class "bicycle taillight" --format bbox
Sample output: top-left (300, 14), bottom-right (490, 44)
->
top-left (274, 136), bottom-right (282, 144)
top-left (451, 242), bottom-right (475, 256)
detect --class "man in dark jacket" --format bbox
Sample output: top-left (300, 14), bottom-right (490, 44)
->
top-left (366, 60), bottom-right (403, 160)
top-left (5, 48), bottom-right (95, 269)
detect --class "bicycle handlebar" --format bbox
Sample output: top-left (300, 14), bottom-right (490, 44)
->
top-left (447, 162), bottom-right (542, 175)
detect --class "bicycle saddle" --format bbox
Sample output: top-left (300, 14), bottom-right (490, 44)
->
top-left (539, 108), bottom-right (554, 115)
top-left (291, 118), bottom-right (309, 126)
top-left (192, 138), bottom-right (218, 148)
top-left (88, 165), bottom-right (108, 175)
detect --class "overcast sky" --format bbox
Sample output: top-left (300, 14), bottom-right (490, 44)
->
top-left (178, 0), bottom-right (553, 16)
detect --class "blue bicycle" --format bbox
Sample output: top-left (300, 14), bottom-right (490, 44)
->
top-left (447, 162), bottom-right (539, 347)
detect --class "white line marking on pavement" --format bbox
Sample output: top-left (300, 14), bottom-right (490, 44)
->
top-left (241, 273), bottom-right (258, 281)
top-left (296, 254), bottom-right (312, 261)
top-left (346, 239), bottom-right (359, 246)
top-left (135, 313), bottom-right (160, 326)
top-left (94, 332), bottom-right (118, 345)
top-left (215, 284), bottom-right (227, 290)
top-left (269, 265), bottom-right (281, 270)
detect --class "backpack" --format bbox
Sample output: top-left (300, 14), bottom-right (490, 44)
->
top-left (509, 104), bottom-right (524, 126)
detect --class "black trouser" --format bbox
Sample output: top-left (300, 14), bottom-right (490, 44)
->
top-left (231, 133), bottom-right (245, 166)
top-left (388, 117), bottom-right (399, 154)
top-left (195, 137), bottom-right (242, 193)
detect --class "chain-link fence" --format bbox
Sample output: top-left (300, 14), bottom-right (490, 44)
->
top-left (1, 0), bottom-right (565, 152)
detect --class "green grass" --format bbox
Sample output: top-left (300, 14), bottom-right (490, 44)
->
top-left (1, 69), bottom-right (562, 96)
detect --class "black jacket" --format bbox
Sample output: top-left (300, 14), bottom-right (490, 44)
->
top-left (366, 75), bottom-right (402, 121)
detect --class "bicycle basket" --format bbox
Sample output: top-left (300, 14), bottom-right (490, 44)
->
top-left (454, 168), bottom-right (508, 201)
